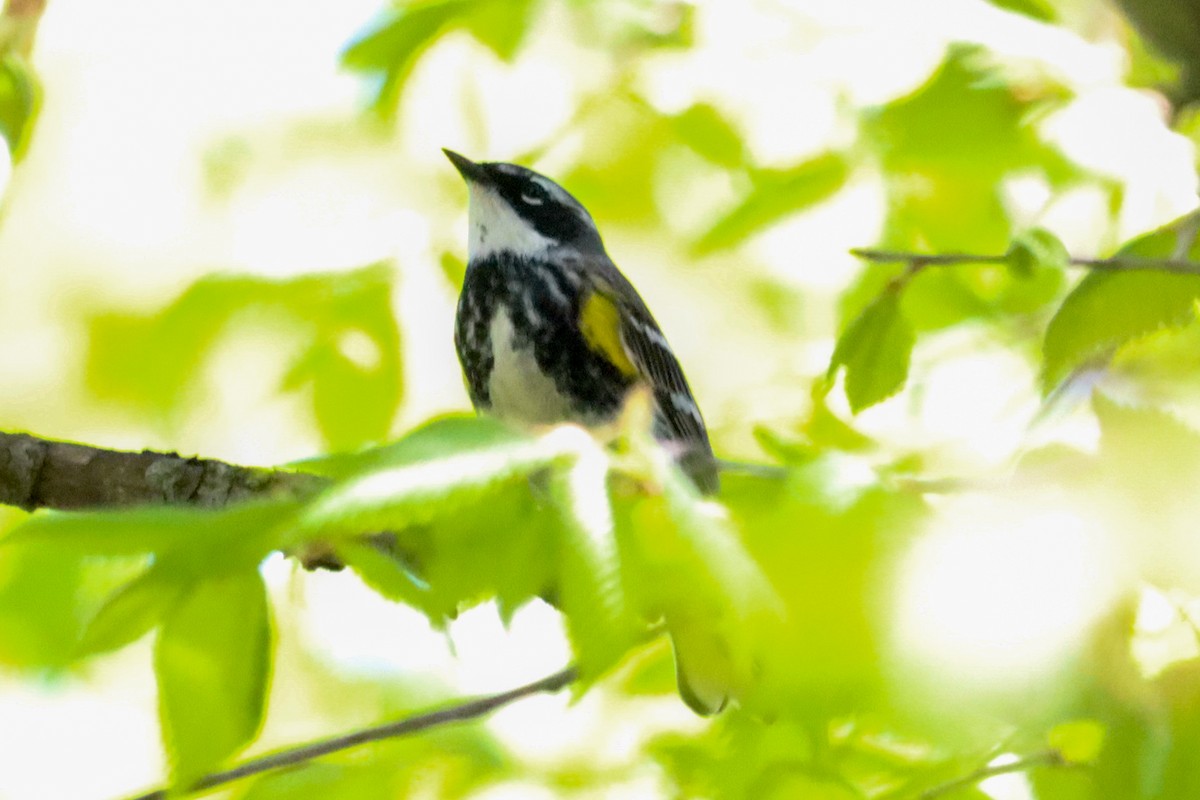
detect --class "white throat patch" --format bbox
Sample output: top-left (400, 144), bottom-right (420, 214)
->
top-left (467, 185), bottom-right (557, 261)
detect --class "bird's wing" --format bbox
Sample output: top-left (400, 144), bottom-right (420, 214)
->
top-left (573, 254), bottom-right (718, 492)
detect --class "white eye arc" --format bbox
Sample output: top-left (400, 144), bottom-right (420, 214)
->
top-left (520, 192), bottom-right (545, 206)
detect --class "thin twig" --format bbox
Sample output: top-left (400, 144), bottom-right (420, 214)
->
top-left (852, 248), bottom-right (1200, 277)
top-left (122, 664), bottom-right (578, 800)
top-left (916, 750), bottom-right (1066, 799)
top-left (716, 458), bottom-right (790, 480)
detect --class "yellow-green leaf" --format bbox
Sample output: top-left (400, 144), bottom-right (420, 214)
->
top-left (1048, 719), bottom-right (1105, 765)
top-left (828, 290), bottom-right (914, 413)
top-left (1042, 210), bottom-right (1200, 391)
top-left (156, 569), bottom-right (271, 786)
top-left (78, 565), bottom-right (186, 656)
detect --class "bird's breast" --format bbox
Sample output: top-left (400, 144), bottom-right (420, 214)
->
top-left (485, 307), bottom-right (578, 425)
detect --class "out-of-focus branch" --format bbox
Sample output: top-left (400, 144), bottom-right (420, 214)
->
top-left (852, 248), bottom-right (1200, 277)
top-left (915, 750), bottom-right (1068, 799)
top-left (123, 663), bottom-right (578, 800)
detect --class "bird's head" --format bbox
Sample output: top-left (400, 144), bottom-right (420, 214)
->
top-left (444, 149), bottom-right (605, 261)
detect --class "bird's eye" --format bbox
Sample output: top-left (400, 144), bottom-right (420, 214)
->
top-left (520, 185), bottom-right (547, 206)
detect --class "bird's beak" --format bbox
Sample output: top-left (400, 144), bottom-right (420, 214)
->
top-left (443, 148), bottom-right (489, 185)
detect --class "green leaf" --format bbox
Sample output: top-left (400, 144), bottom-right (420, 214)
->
top-left (342, 1), bottom-right (470, 116)
top-left (2, 499), bottom-right (293, 562)
top-left (720, 462), bottom-right (926, 720)
top-left (983, 0), bottom-right (1057, 21)
top-left (416, 474), bottom-right (557, 626)
top-left (617, 461), bottom-right (780, 714)
top-left (0, 55), bottom-right (39, 159)
top-left (1154, 658), bottom-right (1200, 797)
top-left (156, 569), bottom-right (272, 786)
top-left (87, 264), bottom-right (402, 450)
top-left (1042, 211), bottom-right (1200, 391)
top-left (239, 762), bottom-right (395, 800)
top-left (1043, 271), bottom-right (1200, 391)
top-left (1114, 0), bottom-right (1200, 103)
top-left (828, 290), bottom-right (915, 413)
top-left (552, 448), bottom-right (639, 683)
top-left (280, 266), bottom-right (403, 449)
top-left (1007, 227), bottom-right (1069, 276)
top-left (297, 423), bottom-right (573, 541)
top-left (673, 102), bottom-right (745, 167)
top-left (461, 0), bottom-right (539, 61)
top-left (1049, 720), bottom-right (1105, 765)
top-left (303, 419), bottom-right (562, 627)
top-left (337, 539), bottom-right (451, 622)
top-left (692, 152), bottom-right (848, 255)
top-left (77, 565), bottom-right (186, 656)
top-left (863, 45), bottom-right (1075, 254)
top-left (0, 539), bottom-right (88, 668)
top-left (292, 415), bottom-right (521, 480)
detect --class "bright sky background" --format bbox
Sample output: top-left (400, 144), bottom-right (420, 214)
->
top-left (0, 1), bottom-right (1196, 798)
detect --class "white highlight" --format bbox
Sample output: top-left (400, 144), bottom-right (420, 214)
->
top-left (890, 495), bottom-right (1120, 688)
top-left (468, 185), bottom-right (557, 260)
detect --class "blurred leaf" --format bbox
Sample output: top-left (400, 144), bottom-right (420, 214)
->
top-left (1113, 0), bottom-right (1200, 104)
top-left (673, 102), bottom-right (745, 167)
top-left (293, 415), bottom-right (521, 480)
top-left (2, 500), bottom-right (294, 562)
top-left (88, 264), bottom-right (402, 450)
top-left (650, 712), bottom-right (819, 798)
top-left (1153, 658), bottom-right (1200, 797)
top-left (983, 0), bottom-right (1057, 21)
top-left (613, 637), bottom-right (678, 698)
top-left (828, 289), bottom-right (914, 413)
top-left (0, 55), bottom-right (39, 159)
top-left (0, 540), bottom-right (86, 668)
top-left (238, 762), bottom-right (394, 800)
top-left (1049, 719), bottom-right (1105, 765)
top-left (77, 564), bottom-right (186, 656)
top-left (1007, 227), bottom-right (1069, 277)
top-left (615, 461), bottom-right (780, 714)
top-left (561, 93), bottom-right (677, 223)
top-left (721, 464), bottom-right (925, 720)
top-left (692, 152), bottom-right (849, 255)
top-left (439, 250), bottom-right (467, 289)
top-left (343, 0), bottom-right (539, 116)
top-left (280, 266), bottom-right (403, 449)
top-left (462, 0), bottom-right (539, 60)
top-left (1042, 211), bottom-right (1200, 392)
top-left (156, 569), bottom-right (271, 786)
top-left (1125, 15), bottom-right (1187, 95)
top-left (296, 425), bottom-right (565, 541)
top-left (863, 45), bottom-right (1076, 258)
top-left (552, 452), bottom-right (640, 683)
top-left (343, 1), bottom-right (469, 116)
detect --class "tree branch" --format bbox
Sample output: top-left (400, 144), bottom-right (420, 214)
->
top-left (852, 248), bottom-right (1200, 277)
top-left (0, 430), bottom-right (326, 512)
top-left (122, 663), bottom-right (578, 800)
top-left (916, 750), bottom-right (1067, 799)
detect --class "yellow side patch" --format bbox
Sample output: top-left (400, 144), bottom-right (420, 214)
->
top-left (579, 291), bottom-right (638, 378)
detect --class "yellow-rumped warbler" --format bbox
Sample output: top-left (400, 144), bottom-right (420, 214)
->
top-left (444, 149), bottom-right (718, 495)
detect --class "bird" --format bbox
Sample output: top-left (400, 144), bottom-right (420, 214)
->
top-left (443, 148), bottom-right (718, 495)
